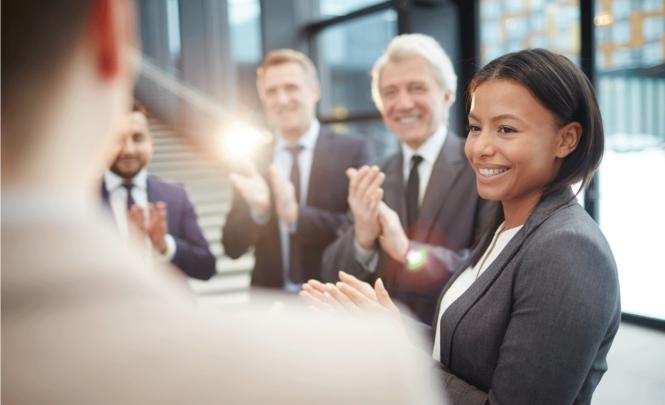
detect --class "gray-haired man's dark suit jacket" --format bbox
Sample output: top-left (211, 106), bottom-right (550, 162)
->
top-left (322, 133), bottom-right (494, 324)
top-left (436, 187), bottom-right (621, 405)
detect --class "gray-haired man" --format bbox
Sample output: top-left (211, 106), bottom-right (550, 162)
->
top-left (322, 34), bottom-right (494, 324)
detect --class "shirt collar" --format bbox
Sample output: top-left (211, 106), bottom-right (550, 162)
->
top-left (104, 169), bottom-right (148, 191)
top-left (401, 125), bottom-right (448, 167)
top-left (275, 119), bottom-right (320, 151)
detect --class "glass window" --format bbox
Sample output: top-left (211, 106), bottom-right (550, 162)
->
top-left (229, 0), bottom-right (261, 64)
top-left (166, 0), bottom-right (181, 74)
top-left (479, 0), bottom-right (580, 65)
top-left (614, 20), bottom-right (631, 43)
top-left (595, 2), bottom-right (665, 320)
top-left (644, 15), bottom-right (663, 39)
top-left (331, 120), bottom-right (399, 162)
top-left (612, 0), bottom-right (631, 18)
top-left (315, 9), bottom-right (397, 118)
top-left (644, 41), bottom-right (663, 66)
top-left (228, 0), bottom-right (262, 113)
top-left (645, 0), bottom-right (663, 11)
top-left (318, 0), bottom-right (387, 17)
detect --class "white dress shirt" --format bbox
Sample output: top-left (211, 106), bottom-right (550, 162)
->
top-left (432, 223), bottom-right (523, 362)
top-left (401, 125), bottom-right (448, 206)
top-left (264, 119), bottom-right (320, 291)
top-left (103, 169), bottom-right (176, 261)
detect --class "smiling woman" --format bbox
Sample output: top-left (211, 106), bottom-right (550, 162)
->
top-left (430, 48), bottom-right (620, 404)
top-left (464, 48), bottom-right (605, 265)
top-left (465, 79), bottom-right (582, 228)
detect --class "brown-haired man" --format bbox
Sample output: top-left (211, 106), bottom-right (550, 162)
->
top-left (102, 104), bottom-right (216, 280)
top-left (222, 49), bottom-right (371, 290)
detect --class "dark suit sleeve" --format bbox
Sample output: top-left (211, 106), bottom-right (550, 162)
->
top-left (440, 366), bottom-right (487, 405)
top-left (221, 186), bottom-right (268, 259)
top-left (404, 195), bottom-right (494, 289)
top-left (442, 230), bottom-right (620, 404)
top-left (297, 136), bottom-right (371, 249)
top-left (171, 190), bottom-right (217, 280)
top-left (349, 135), bottom-right (372, 168)
top-left (320, 223), bottom-right (378, 282)
top-left (297, 206), bottom-right (349, 246)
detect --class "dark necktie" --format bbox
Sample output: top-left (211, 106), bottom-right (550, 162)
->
top-left (406, 155), bottom-right (424, 237)
top-left (286, 144), bottom-right (303, 203)
top-left (122, 183), bottom-right (135, 210)
top-left (286, 144), bottom-right (304, 284)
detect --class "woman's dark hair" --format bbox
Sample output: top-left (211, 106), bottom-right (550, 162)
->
top-left (466, 48), bottom-right (605, 267)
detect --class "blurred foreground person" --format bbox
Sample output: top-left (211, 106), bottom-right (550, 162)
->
top-left (305, 49), bottom-right (620, 404)
top-left (102, 103), bottom-right (216, 280)
top-left (322, 34), bottom-right (492, 324)
top-left (1, 1), bottom-right (444, 403)
top-left (222, 49), bottom-right (370, 291)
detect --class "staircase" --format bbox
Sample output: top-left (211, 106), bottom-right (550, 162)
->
top-left (146, 118), bottom-right (252, 305)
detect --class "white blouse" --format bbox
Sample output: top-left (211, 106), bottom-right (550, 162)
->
top-left (432, 223), bottom-right (523, 362)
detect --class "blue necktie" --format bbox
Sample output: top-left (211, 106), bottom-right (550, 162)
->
top-left (122, 183), bottom-right (135, 210)
top-left (286, 144), bottom-right (304, 283)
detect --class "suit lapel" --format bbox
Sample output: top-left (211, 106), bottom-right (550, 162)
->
top-left (147, 175), bottom-right (170, 204)
top-left (307, 127), bottom-right (331, 205)
top-left (414, 134), bottom-right (466, 241)
top-left (430, 244), bottom-right (477, 342)
top-left (438, 226), bottom-right (528, 364)
top-left (438, 187), bottom-right (577, 365)
top-left (146, 176), bottom-right (155, 203)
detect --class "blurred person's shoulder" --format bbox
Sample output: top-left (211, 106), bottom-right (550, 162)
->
top-left (3, 209), bottom-right (445, 404)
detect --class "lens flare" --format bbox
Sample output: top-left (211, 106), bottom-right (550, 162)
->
top-left (405, 248), bottom-right (428, 272)
top-left (221, 124), bottom-right (263, 160)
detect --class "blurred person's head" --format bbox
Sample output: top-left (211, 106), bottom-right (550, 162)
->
top-left (465, 48), bottom-right (603, 209)
top-left (256, 49), bottom-right (320, 142)
top-left (2, 0), bottom-right (138, 197)
top-left (371, 34), bottom-right (457, 149)
top-left (109, 102), bottom-right (153, 180)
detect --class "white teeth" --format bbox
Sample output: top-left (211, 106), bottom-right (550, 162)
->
top-left (398, 116), bottom-right (419, 124)
top-left (479, 167), bottom-right (508, 177)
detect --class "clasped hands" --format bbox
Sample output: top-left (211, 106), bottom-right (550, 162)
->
top-left (300, 271), bottom-right (400, 318)
top-left (229, 161), bottom-right (298, 225)
top-left (298, 166), bottom-right (413, 319)
top-left (127, 202), bottom-right (169, 254)
top-left (347, 165), bottom-right (410, 263)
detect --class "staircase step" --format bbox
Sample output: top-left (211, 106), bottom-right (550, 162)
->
top-left (203, 227), bottom-right (221, 242)
top-left (144, 117), bottom-right (255, 285)
top-left (189, 272), bottom-right (251, 295)
top-left (195, 204), bottom-right (229, 219)
top-left (152, 143), bottom-right (192, 153)
top-left (190, 191), bottom-right (231, 205)
top-left (217, 254), bottom-right (254, 272)
top-left (150, 151), bottom-right (201, 161)
top-left (149, 167), bottom-right (224, 180)
top-left (198, 213), bottom-right (224, 227)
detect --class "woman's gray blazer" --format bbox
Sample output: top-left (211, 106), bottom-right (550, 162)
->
top-left (436, 187), bottom-right (621, 405)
